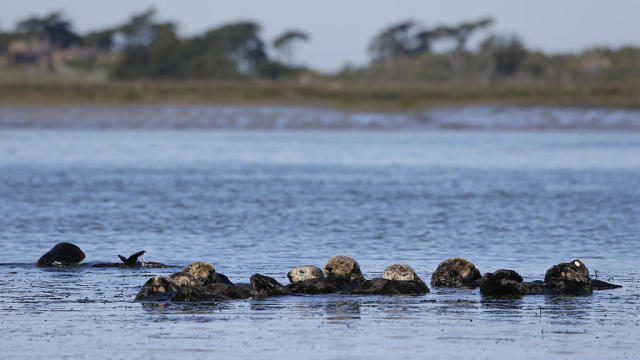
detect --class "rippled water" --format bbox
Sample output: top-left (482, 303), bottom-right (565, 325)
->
top-left (1, 122), bottom-right (639, 358)
top-left (1, 104), bottom-right (640, 130)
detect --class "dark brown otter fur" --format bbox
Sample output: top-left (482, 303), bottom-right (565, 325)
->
top-left (480, 259), bottom-right (621, 296)
top-left (37, 242), bottom-right (86, 267)
top-left (544, 259), bottom-right (592, 295)
top-left (431, 257), bottom-right (482, 288)
top-left (251, 260), bottom-right (429, 297)
top-left (135, 261), bottom-right (248, 301)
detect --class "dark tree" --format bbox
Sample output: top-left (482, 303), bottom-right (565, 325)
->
top-left (438, 17), bottom-right (494, 53)
top-left (414, 29), bottom-right (441, 54)
top-left (368, 20), bottom-right (421, 62)
top-left (16, 12), bottom-right (80, 48)
top-left (83, 29), bottom-right (117, 52)
top-left (202, 22), bottom-right (267, 73)
top-left (481, 35), bottom-right (527, 77)
top-left (273, 30), bottom-right (309, 64)
top-left (118, 8), bottom-right (157, 47)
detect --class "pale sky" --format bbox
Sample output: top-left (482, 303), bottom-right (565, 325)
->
top-left (2, 0), bottom-right (638, 72)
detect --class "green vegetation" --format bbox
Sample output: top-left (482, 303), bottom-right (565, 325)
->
top-left (1, 9), bottom-right (639, 109)
top-left (1, 80), bottom-right (638, 110)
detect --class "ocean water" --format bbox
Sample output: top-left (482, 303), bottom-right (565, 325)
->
top-left (0, 106), bottom-right (639, 359)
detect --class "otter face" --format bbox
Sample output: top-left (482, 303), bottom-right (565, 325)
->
top-left (170, 273), bottom-right (198, 287)
top-left (383, 264), bottom-right (418, 281)
top-left (287, 265), bottom-right (325, 283)
top-left (431, 257), bottom-right (482, 287)
top-left (181, 262), bottom-right (216, 285)
top-left (149, 276), bottom-right (172, 293)
top-left (135, 276), bottom-right (178, 300)
top-left (323, 255), bottom-right (365, 282)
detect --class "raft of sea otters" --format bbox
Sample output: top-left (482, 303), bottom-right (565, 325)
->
top-left (38, 242), bottom-right (622, 301)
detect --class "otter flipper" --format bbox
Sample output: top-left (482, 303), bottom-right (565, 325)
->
top-left (119, 250), bottom-right (146, 268)
top-left (250, 274), bottom-right (288, 297)
top-left (591, 279), bottom-right (622, 290)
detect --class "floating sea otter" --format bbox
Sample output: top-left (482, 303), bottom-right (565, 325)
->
top-left (37, 242), bottom-right (86, 267)
top-left (479, 259), bottom-right (622, 296)
top-left (37, 242), bottom-right (169, 268)
top-left (430, 257), bottom-right (483, 288)
top-left (250, 256), bottom-right (429, 297)
top-left (352, 264), bottom-right (430, 295)
top-left (135, 261), bottom-right (254, 301)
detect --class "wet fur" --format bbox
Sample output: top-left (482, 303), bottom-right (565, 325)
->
top-left (431, 257), bottom-right (482, 288)
top-left (37, 242), bottom-right (86, 267)
top-left (480, 259), bottom-right (621, 296)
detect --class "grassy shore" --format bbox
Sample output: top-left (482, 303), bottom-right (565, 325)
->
top-left (1, 80), bottom-right (639, 110)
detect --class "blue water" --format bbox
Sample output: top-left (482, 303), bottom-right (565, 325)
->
top-left (0, 125), bottom-right (639, 359)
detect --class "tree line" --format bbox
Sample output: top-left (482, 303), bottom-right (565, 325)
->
top-left (1, 9), bottom-right (638, 84)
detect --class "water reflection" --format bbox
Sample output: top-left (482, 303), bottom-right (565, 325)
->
top-left (323, 299), bottom-right (361, 322)
top-left (480, 296), bottom-right (526, 311)
top-left (543, 295), bottom-right (592, 320)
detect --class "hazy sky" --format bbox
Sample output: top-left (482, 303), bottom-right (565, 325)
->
top-left (2, 0), bottom-right (638, 72)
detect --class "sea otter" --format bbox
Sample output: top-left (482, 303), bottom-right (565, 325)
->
top-left (351, 264), bottom-right (430, 295)
top-left (91, 250), bottom-right (170, 268)
top-left (37, 243), bottom-right (169, 268)
top-left (323, 255), bottom-right (366, 284)
top-left (251, 257), bottom-right (429, 297)
top-left (288, 265), bottom-right (325, 283)
top-left (250, 255), bottom-right (366, 297)
top-left (37, 242), bottom-right (86, 267)
top-left (479, 259), bottom-right (622, 296)
top-left (135, 261), bottom-right (252, 301)
top-left (430, 257), bottom-right (482, 288)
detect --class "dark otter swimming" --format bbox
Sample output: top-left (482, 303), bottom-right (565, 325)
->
top-left (37, 242), bottom-right (86, 267)
top-left (92, 250), bottom-right (170, 268)
top-left (37, 243), bottom-right (169, 268)
top-left (479, 259), bottom-right (622, 296)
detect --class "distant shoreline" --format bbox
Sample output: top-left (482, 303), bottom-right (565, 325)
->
top-left (2, 101), bottom-right (639, 131)
top-left (1, 81), bottom-right (639, 111)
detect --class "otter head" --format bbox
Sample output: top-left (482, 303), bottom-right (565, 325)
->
top-left (323, 255), bottom-right (365, 283)
top-left (170, 273), bottom-right (198, 287)
top-left (37, 242), bottom-right (86, 267)
top-left (135, 276), bottom-right (178, 300)
top-left (181, 261), bottom-right (216, 285)
top-left (545, 259), bottom-right (590, 286)
top-left (383, 264), bottom-right (419, 281)
top-left (287, 265), bottom-right (325, 283)
top-left (147, 276), bottom-right (172, 293)
top-left (431, 257), bottom-right (482, 287)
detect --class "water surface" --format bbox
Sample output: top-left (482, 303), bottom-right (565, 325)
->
top-left (0, 126), bottom-right (639, 359)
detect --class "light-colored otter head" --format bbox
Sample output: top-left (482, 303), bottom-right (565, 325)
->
top-left (383, 264), bottom-right (419, 281)
top-left (170, 273), bottom-right (198, 287)
top-left (181, 261), bottom-right (216, 285)
top-left (287, 265), bottom-right (325, 283)
top-left (431, 257), bottom-right (482, 287)
top-left (323, 255), bottom-right (365, 282)
top-left (148, 276), bottom-right (171, 293)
